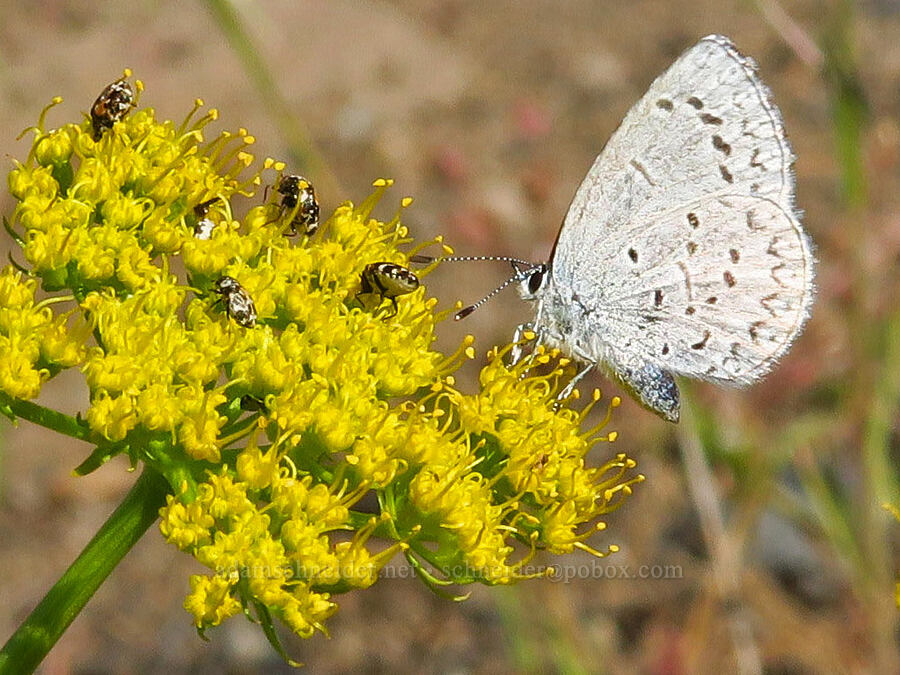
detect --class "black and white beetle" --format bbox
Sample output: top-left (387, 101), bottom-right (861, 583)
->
top-left (270, 174), bottom-right (319, 236)
top-left (358, 262), bottom-right (420, 317)
top-left (212, 276), bottom-right (257, 328)
top-left (90, 78), bottom-right (136, 141)
top-left (193, 197), bottom-right (221, 240)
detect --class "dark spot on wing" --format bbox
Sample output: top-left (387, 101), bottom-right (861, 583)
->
top-left (749, 321), bottom-right (763, 343)
top-left (750, 148), bottom-right (764, 168)
top-left (729, 248), bottom-right (740, 263)
top-left (687, 212), bottom-right (699, 228)
top-left (628, 247), bottom-right (638, 263)
top-left (706, 296), bottom-right (717, 304)
top-left (746, 210), bottom-right (762, 231)
top-left (712, 135), bottom-right (732, 156)
top-left (656, 98), bottom-right (674, 111)
top-left (724, 271), bottom-right (736, 287)
top-left (685, 306), bottom-right (696, 315)
top-left (701, 113), bottom-right (723, 125)
top-left (687, 96), bottom-right (704, 109)
top-left (771, 262), bottom-right (787, 287)
top-left (662, 343), bottom-right (669, 355)
top-left (761, 293), bottom-right (779, 317)
top-left (720, 164), bottom-right (734, 183)
top-left (691, 331), bottom-right (711, 350)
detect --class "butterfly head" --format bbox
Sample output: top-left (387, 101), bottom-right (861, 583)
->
top-left (409, 255), bottom-right (547, 320)
top-left (516, 263), bottom-right (549, 302)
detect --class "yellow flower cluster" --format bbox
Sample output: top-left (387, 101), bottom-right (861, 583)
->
top-left (161, 438), bottom-right (403, 636)
top-left (0, 267), bottom-right (86, 399)
top-left (1, 76), bottom-right (643, 650)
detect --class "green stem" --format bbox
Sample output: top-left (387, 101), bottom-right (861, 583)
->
top-left (0, 468), bottom-right (170, 674)
top-left (0, 395), bottom-right (93, 441)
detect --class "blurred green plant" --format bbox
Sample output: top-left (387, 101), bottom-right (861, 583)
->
top-left (0, 74), bottom-right (641, 672)
top-left (814, 3), bottom-right (899, 669)
top-left (885, 503), bottom-right (900, 611)
top-left (676, 2), bottom-right (900, 672)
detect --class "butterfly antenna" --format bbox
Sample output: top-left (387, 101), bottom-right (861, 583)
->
top-left (454, 266), bottom-right (537, 320)
top-left (410, 254), bottom-right (536, 268)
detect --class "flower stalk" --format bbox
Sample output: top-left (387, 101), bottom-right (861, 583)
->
top-left (0, 469), bottom-right (170, 674)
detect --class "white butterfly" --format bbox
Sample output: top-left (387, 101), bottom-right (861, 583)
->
top-left (426, 35), bottom-right (816, 422)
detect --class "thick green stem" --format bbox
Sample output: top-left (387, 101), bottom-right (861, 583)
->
top-left (0, 468), bottom-right (170, 674)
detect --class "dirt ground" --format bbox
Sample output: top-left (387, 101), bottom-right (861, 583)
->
top-left (1, 1), bottom-right (899, 673)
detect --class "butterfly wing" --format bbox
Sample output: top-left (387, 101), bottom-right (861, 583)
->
top-left (548, 34), bottom-right (814, 384)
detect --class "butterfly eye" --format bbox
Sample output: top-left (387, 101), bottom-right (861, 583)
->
top-left (527, 266), bottom-right (547, 295)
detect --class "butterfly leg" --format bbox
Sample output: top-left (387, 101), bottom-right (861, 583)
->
top-left (513, 295), bottom-right (551, 366)
top-left (556, 362), bottom-right (594, 403)
top-left (510, 322), bottom-right (535, 365)
top-left (613, 361), bottom-right (681, 423)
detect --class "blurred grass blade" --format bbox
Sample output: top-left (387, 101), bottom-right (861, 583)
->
top-left (203, 0), bottom-right (340, 196)
top-left (822, 0), bottom-right (868, 210)
top-left (862, 311), bottom-right (900, 510)
top-left (794, 444), bottom-right (865, 581)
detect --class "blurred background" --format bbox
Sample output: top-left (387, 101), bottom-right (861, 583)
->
top-left (1, 0), bottom-right (898, 672)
